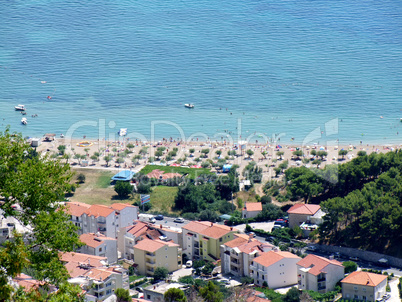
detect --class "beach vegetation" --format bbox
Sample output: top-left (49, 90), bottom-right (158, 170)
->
top-left (277, 151), bottom-right (284, 160)
top-left (148, 157), bottom-right (155, 163)
top-left (246, 149), bottom-right (254, 158)
top-left (57, 144), bottom-right (66, 155)
top-left (357, 150), bottom-right (367, 157)
top-left (103, 155), bottom-right (112, 166)
top-left (189, 148), bottom-right (195, 154)
top-left (77, 173), bottom-right (86, 183)
top-left (292, 150), bottom-right (303, 159)
top-left (317, 150), bottom-right (328, 159)
top-left (338, 149), bottom-right (348, 160)
top-left (215, 150), bottom-right (222, 156)
top-left (228, 150), bottom-right (237, 156)
top-left (312, 159), bottom-right (322, 168)
top-left (139, 164), bottom-right (213, 180)
top-left (201, 148), bottom-right (210, 158)
top-left (139, 147), bottom-right (148, 155)
top-left (243, 161), bottom-right (263, 184)
top-left (126, 143), bottom-right (134, 149)
top-left (310, 149), bottom-right (317, 156)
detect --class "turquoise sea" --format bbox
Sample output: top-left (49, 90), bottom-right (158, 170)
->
top-left (0, 0), bottom-right (401, 145)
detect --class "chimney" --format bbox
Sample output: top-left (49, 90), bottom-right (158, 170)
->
top-left (160, 224), bottom-right (163, 229)
top-left (154, 286), bottom-right (156, 289)
top-left (230, 227), bottom-right (233, 231)
top-left (248, 233), bottom-right (253, 242)
top-left (211, 222), bottom-right (213, 227)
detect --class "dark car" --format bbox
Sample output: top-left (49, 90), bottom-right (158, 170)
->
top-left (155, 214), bottom-right (164, 220)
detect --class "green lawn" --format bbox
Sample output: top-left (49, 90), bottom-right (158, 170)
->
top-left (139, 165), bottom-right (213, 179)
top-left (95, 172), bottom-right (114, 188)
top-left (135, 186), bottom-right (178, 213)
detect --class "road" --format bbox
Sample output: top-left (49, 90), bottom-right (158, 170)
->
top-left (138, 213), bottom-right (189, 231)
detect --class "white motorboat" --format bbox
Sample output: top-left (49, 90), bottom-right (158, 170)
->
top-left (15, 104), bottom-right (26, 111)
top-left (119, 128), bottom-right (127, 136)
top-left (184, 103), bottom-right (194, 108)
top-left (21, 117), bottom-right (28, 125)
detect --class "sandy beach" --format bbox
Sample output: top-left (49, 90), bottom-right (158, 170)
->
top-left (34, 135), bottom-right (401, 183)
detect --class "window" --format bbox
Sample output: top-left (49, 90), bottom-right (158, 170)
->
top-left (354, 286), bottom-right (358, 290)
top-left (219, 238), bottom-right (222, 242)
top-left (99, 248), bottom-right (102, 252)
top-left (363, 287), bottom-right (366, 291)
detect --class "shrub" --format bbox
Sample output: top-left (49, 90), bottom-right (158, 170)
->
top-left (114, 181), bottom-right (133, 198)
top-left (77, 173), bottom-right (86, 183)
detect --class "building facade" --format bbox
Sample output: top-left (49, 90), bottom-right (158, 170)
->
top-left (341, 271), bottom-right (387, 302)
top-left (133, 238), bottom-right (182, 276)
top-left (220, 234), bottom-right (274, 277)
top-left (79, 233), bottom-right (118, 264)
top-left (287, 204), bottom-right (324, 228)
top-left (242, 202), bottom-right (263, 219)
top-left (297, 254), bottom-right (345, 293)
top-left (250, 249), bottom-right (301, 289)
top-left (182, 221), bottom-right (238, 262)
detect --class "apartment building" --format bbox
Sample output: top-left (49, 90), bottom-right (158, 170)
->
top-left (117, 221), bottom-right (182, 260)
top-left (341, 271), bottom-right (387, 302)
top-left (220, 234), bottom-right (274, 277)
top-left (61, 252), bottom-right (129, 302)
top-left (182, 221), bottom-right (238, 262)
top-left (297, 254), bottom-right (345, 293)
top-left (250, 249), bottom-right (301, 289)
top-left (133, 238), bottom-right (182, 276)
top-left (66, 201), bottom-right (138, 238)
top-left (79, 233), bottom-right (118, 264)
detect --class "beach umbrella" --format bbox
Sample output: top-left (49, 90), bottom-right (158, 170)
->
top-left (320, 146), bottom-right (325, 150)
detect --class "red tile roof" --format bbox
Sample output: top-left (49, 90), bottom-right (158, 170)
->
top-left (13, 274), bottom-right (45, 292)
top-left (127, 221), bottom-right (149, 237)
top-left (297, 254), bottom-right (343, 276)
top-left (80, 233), bottom-right (116, 248)
top-left (287, 204), bottom-right (321, 215)
top-left (183, 221), bottom-right (237, 239)
top-left (341, 271), bottom-right (387, 287)
top-left (245, 202), bottom-right (263, 212)
top-left (60, 252), bottom-right (107, 267)
top-left (110, 203), bottom-right (136, 211)
top-left (253, 250), bottom-right (300, 267)
top-left (82, 268), bottom-right (114, 281)
top-left (133, 238), bottom-right (166, 253)
top-left (65, 201), bottom-right (91, 217)
top-left (86, 204), bottom-right (115, 218)
top-left (224, 236), bottom-right (264, 254)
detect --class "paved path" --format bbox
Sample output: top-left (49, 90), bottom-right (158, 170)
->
top-left (388, 278), bottom-right (400, 302)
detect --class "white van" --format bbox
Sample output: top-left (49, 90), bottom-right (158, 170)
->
top-left (186, 260), bottom-right (193, 268)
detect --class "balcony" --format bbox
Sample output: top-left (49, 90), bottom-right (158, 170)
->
top-left (317, 277), bottom-right (326, 282)
top-left (147, 260), bottom-right (156, 265)
top-left (97, 220), bottom-right (106, 224)
top-left (194, 242), bottom-right (199, 248)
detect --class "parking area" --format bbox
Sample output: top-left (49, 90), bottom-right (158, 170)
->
top-left (171, 266), bottom-right (193, 282)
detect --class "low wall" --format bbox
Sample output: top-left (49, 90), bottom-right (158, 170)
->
top-left (315, 244), bottom-right (402, 269)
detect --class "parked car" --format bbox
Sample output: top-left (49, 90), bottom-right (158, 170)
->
top-left (349, 256), bottom-right (359, 261)
top-left (154, 214), bottom-right (164, 220)
top-left (149, 217), bottom-right (156, 223)
top-left (186, 260), bottom-right (193, 268)
top-left (306, 246), bottom-right (317, 251)
top-left (272, 225), bottom-right (283, 230)
top-left (274, 220), bottom-right (288, 227)
top-left (174, 217), bottom-right (185, 223)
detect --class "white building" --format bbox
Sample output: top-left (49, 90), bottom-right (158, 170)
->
top-left (242, 202), bottom-right (263, 219)
top-left (66, 201), bottom-right (138, 238)
top-left (143, 282), bottom-right (186, 302)
top-left (250, 249), bottom-right (301, 289)
top-left (287, 204), bottom-right (325, 228)
top-left (341, 271), bottom-right (387, 302)
top-left (297, 254), bottom-right (345, 293)
top-left (79, 233), bottom-right (118, 264)
top-left (220, 234), bottom-right (274, 277)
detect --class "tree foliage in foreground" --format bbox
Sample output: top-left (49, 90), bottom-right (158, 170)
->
top-left (0, 129), bottom-right (83, 301)
top-left (164, 287), bottom-right (187, 302)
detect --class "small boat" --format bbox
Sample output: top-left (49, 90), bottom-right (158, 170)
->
top-left (119, 128), bottom-right (127, 136)
top-left (15, 104), bottom-right (26, 111)
top-left (21, 111), bottom-right (27, 115)
top-left (184, 103), bottom-right (194, 108)
top-left (21, 118), bottom-right (28, 125)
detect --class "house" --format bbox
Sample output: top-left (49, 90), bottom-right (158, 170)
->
top-left (341, 271), bottom-right (387, 302)
top-left (79, 233), bottom-right (118, 264)
top-left (182, 221), bottom-right (238, 262)
top-left (242, 202), bottom-right (263, 219)
top-left (297, 254), bottom-right (345, 293)
top-left (146, 169), bottom-right (182, 181)
top-left (65, 201), bottom-right (138, 238)
top-left (287, 204), bottom-right (325, 228)
top-left (220, 234), bottom-right (274, 277)
top-left (133, 238), bottom-right (182, 276)
top-left (117, 221), bottom-right (182, 261)
top-left (61, 252), bottom-right (129, 302)
top-left (12, 273), bottom-right (56, 295)
top-left (143, 282), bottom-right (187, 302)
top-left (250, 249), bottom-right (301, 289)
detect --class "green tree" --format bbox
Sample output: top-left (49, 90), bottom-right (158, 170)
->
top-left (357, 150), bottom-right (367, 157)
top-left (312, 159), bottom-right (322, 168)
top-left (199, 210), bottom-right (219, 222)
top-left (57, 145), bottom-right (66, 155)
top-left (199, 281), bottom-right (224, 302)
top-left (114, 181), bottom-right (132, 198)
top-left (164, 288), bottom-right (187, 302)
top-left (154, 267), bottom-right (169, 281)
top-left (317, 150), bottom-right (328, 160)
top-left (246, 149), bottom-right (254, 158)
top-left (343, 261), bottom-right (358, 274)
top-left (0, 129), bottom-right (83, 301)
top-left (215, 150), bottom-right (222, 156)
top-left (155, 150), bottom-right (163, 159)
top-left (261, 150), bottom-right (268, 159)
top-left (103, 155), bottom-right (112, 166)
top-left (292, 150), bottom-right (303, 159)
top-left (77, 173), bottom-right (86, 183)
top-left (201, 149), bottom-right (210, 158)
top-left (283, 287), bottom-right (300, 302)
top-left (115, 288), bottom-right (131, 302)
top-left (310, 149), bottom-right (317, 156)
top-left (277, 151), bottom-right (284, 160)
top-left (339, 149), bottom-right (348, 160)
